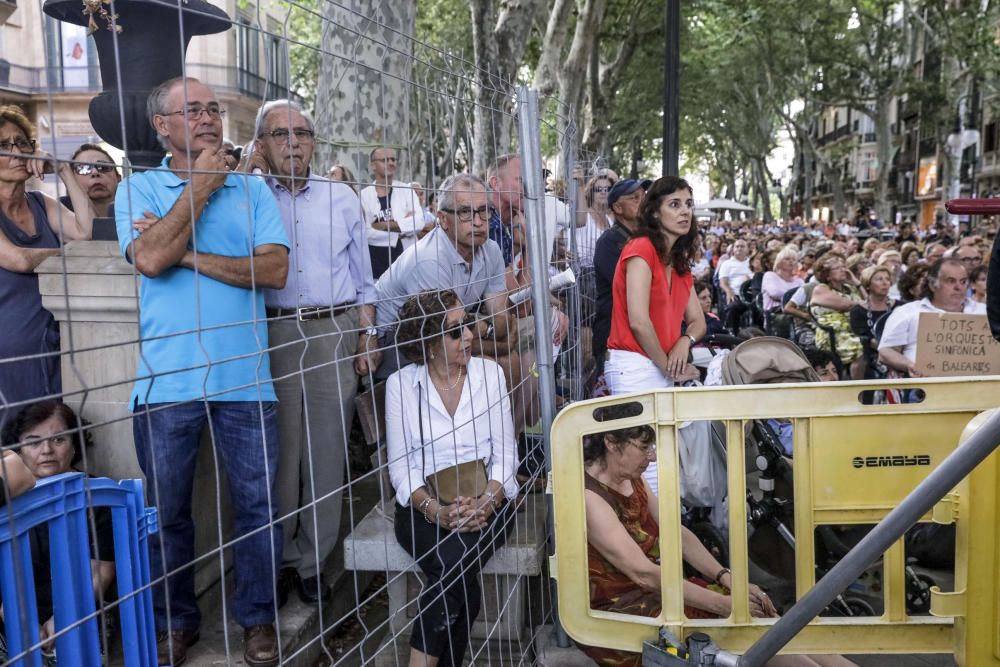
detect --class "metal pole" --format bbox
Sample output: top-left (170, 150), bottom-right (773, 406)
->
top-left (562, 135), bottom-right (584, 402)
top-left (734, 408), bottom-right (1000, 667)
top-left (662, 0), bottom-right (680, 176)
top-left (516, 85), bottom-right (570, 647)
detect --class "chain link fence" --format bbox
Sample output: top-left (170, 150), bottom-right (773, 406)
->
top-left (0, 2), bottom-right (608, 665)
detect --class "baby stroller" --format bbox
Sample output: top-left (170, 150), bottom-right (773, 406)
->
top-left (682, 337), bottom-right (935, 616)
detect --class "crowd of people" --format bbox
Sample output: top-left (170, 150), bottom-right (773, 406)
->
top-left (0, 72), bottom-right (997, 667)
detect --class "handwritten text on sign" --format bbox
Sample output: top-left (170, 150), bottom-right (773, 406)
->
top-left (914, 312), bottom-right (1000, 376)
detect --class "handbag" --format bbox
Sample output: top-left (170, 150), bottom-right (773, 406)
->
top-left (418, 382), bottom-right (488, 504)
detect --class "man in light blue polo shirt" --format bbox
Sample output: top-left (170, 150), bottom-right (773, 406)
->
top-left (115, 76), bottom-right (289, 667)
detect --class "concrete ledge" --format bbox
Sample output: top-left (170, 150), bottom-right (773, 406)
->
top-left (343, 495), bottom-right (548, 576)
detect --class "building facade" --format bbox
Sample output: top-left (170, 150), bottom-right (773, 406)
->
top-left (0, 0), bottom-right (291, 186)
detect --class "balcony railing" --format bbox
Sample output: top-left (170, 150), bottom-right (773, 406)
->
top-left (817, 124), bottom-right (852, 147)
top-left (0, 61), bottom-right (100, 94)
top-left (0, 61), bottom-right (292, 101)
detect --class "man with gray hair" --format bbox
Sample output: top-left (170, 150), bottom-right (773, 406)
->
top-left (247, 99), bottom-right (379, 606)
top-left (115, 76), bottom-right (288, 667)
top-left (373, 175), bottom-right (515, 368)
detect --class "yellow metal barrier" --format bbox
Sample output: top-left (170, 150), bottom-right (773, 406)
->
top-left (549, 377), bottom-right (1000, 663)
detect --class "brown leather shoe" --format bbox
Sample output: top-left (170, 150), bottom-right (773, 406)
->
top-left (156, 629), bottom-right (199, 666)
top-left (243, 624), bottom-right (279, 667)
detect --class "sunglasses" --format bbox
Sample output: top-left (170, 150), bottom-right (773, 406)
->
top-left (73, 163), bottom-right (115, 176)
top-left (443, 314), bottom-right (478, 340)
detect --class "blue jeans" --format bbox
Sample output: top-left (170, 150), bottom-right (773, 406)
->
top-left (133, 400), bottom-right (282, 631)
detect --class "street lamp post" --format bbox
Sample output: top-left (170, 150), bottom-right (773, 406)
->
top-left (630, 136), bottom-right (644, 180)
top-left (662, 0), bottom-right (680, 176)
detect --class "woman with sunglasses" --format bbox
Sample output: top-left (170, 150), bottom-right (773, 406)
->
top-left (64, 143), bottom-right (120, 218)
top-left (0, 105), bottom-right (94, 426)
top-left (385, 289), bottom-right (518, 667)
top-left (569, 172), bottom-right (616, 269)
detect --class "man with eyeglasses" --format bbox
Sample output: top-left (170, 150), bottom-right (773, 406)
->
top-left (371, 174), bottom-right (540, 425)
top-left (359, 146), bottom-right (423, 281)
top-left (248, 99), bottom-right (379, 609)
top-left (114, 77), bottom-right (290, 667)
top-left (950, 244), bottom-right (983, 271)
top-left (879, 258), bottom-right (985, 378)
top-left (60, 143), bottom-right (120, 218)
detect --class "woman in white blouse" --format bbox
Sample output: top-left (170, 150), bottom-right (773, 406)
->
top-left (385, 289), bottom-right (519, 667)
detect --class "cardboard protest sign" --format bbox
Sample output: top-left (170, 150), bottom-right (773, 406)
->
top-left (915, 312), bottom-right (1000, 376)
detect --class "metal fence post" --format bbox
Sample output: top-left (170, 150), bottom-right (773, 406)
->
top-left (516, 85), bottom-right (571, 648)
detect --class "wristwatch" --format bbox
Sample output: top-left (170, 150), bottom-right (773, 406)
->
top-left (363, 326), bottom-right (378, 338)
top-left (686, 334), bottom-right (697, 345)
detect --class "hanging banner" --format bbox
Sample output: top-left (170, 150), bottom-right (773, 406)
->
top-left (61, 24), bottom-right (89, 88)
top-left (915, 157), bottom-right (937, 198)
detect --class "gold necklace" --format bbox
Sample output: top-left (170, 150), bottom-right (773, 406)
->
top-left (432, 365), bottom-right (463, 391)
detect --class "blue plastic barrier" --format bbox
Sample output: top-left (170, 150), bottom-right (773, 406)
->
top-left (0, 472), bottom-right (158, 667)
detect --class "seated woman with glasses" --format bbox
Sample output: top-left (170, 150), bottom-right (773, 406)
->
top-left (0, 105), bottom-right (95, 427)
top-left (0, 401), bottom-right (115, 663)
top-left (385, 289), bottom-right (519, 667)
top-left (580, 404), bottom-right (858, 667)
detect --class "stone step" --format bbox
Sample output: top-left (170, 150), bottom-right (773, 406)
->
top-left (343, 494), bottom-right (548, 576)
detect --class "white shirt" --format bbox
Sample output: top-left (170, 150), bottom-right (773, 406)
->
top-left (385, 357), bottom-right (519, 507)
top-left (691, 257), bottom-right (711, 280)
top-left (564, 212), bottom-right (612, 268)
top-left (718, 257), bottom-right (753, 293)
top-left (878, 297), bottom-right (986, 362)
top-left (359, 180), bottom-right (423, 248)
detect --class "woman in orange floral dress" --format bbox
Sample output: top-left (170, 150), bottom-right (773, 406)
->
top-left (580, 407), bottom-right (857, 667)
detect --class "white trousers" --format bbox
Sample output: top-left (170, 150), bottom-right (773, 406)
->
top-left (605, 350), bottom-right (672, 496)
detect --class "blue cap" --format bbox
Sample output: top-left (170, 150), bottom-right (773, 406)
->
top-left (608, 179), bottom-right (642, 207)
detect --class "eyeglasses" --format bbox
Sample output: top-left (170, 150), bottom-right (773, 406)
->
top-left (21, 434), bottom-right (72, 449)
top-left (959, 255), bottom-right (983, 263)
top-left (443, 314), bottom-right (478, 340)
top-left (440, 206), bottom-right (491, 222)
top-left (264, 128), bottom-right (315, 143)
top-left (0, 137), bottom-right (35, 153)
top-left (160, 104), bottom-right (226, 121)
top-left (593, 185), bottom-right (612, 193)
top-left (73, 163), bottom-right (115, 176)
top-left (629, 440), bottom-right (656, 455)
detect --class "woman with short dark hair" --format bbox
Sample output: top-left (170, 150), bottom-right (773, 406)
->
top-left (579, 405), bottom-right (858, 667)
top-left (385, 289), bottom-right (519, 667)
top-left (971, 264), bottom-right (987, 304)
top-left (1, 401), bottom-right (114, 661)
